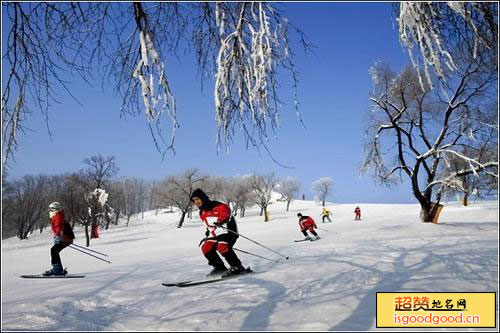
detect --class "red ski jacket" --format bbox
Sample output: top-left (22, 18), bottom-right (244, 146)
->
top-left (299, 216), bottom-right (317, 231)
top-left (50, 209), bottom-right (75, 244)
top-left (50, 210), bottom-right (66, 236)
top-left (200, 202), bottom-right (236, 238)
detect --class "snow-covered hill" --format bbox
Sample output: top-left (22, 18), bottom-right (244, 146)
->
top-left (2, 200), bottom-right (498, 330)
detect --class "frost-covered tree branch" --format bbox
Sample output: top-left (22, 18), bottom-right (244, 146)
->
top-left (193, 2), bottom-right (311, 159)
top-left (2, 2), bottom-right (310, 176)
top-left (130, 3), bottom-right (179, 155)
top-left (396, 2), bottom-right (498, 89)
top-left (311, 177), bottom-right (333, 207)
top-left (276, 176), bottom-right (300, 211)
top-left (361, 58), bottom-right (497, 222)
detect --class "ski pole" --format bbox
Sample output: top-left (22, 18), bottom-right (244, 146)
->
top-left (71, 243), bottom-right (108, 257)
top-left (69, 245), bottom-right (111, 264)
top-left (316, 227), bottom-right (337, 234)
top-left (218, 226), bottom-right (289, 260)
top-left (233, 247), bottom-right (280, 263)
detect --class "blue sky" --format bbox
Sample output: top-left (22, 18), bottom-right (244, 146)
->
top-left (4, 2), bottom-right (419, 203)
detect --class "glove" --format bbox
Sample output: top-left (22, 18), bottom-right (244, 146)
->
top-left (53, 235), bottom-right (62, 244)
top-left (214, 219), bottom-right (227, 227)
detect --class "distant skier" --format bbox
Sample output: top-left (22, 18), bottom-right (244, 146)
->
top-left (354, 206), bottom-right (362, 220)
top-left (191, 188), bottom-right (248, 278)
top-left (43, 202), bottom-right (75, 276)
top-left (321, 207), bottom-right (332, 223)
top-left (91, 223), bottom-right (99, 239)
top-left (297, 213), bottom-right (320, 240)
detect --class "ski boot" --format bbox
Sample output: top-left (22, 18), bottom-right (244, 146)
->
top-left (42, 264), bottom-right (67, 276)
top-left (207, 265), bottom-right (228, 277)
top-left (221, 265), bottom-right (250, 278)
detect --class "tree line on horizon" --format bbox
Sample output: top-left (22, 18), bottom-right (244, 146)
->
top-left (2, 2), bottom-right (497, 236)
top-left (2, 154), bottom-right (337, 242)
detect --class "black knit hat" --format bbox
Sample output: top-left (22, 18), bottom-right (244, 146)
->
top-left (191, 188), bottom-right (210, 202)
top-left (297, 213), bottom-right (302, 217)
top-left (192, 188), bottom-right (216, 211)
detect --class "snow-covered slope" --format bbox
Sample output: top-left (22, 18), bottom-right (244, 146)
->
top-left (2, 200), bottom-right (498, 330)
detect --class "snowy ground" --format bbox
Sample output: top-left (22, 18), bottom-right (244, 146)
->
top-left (2, 200), bottom-right (498, 331)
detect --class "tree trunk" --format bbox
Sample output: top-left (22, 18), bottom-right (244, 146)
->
top-left (286, 200), bottom-right (291, 211)
top-left (264, 207), bottom-right (269, 222)
top-left (462, 193), bottom-right (469, 206)
top-left (85, 224), bottom-right (90, 247)
top-left (419, 204), bottom-right (433, 223)
top-left (419, 202), bottom-right (443, 223)
top-left (17, 226), bottom-right (25, 240)
top-left (240, 207), bottom-right (246, 218)
top-left (322, 199), bottom-right (325, 207)
top-left (177, 211), bottom-right (187, 228)
top-left (259, 206), bottom-right (264, 216)
top-left (104, 209), bottom-right (111, 230)
top-left (22, 222), bottom-right (34, 240)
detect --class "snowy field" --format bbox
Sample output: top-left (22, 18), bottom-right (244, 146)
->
top-left (2, 199), bottom-right (498, 331)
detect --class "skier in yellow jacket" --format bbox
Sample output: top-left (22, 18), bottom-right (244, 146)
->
top-left (321, 207), bottom-right (332, 223)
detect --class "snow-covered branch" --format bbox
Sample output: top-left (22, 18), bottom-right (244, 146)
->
top-left (132, 3), bottom-right (178, 154)
top-left (213, 3), bottom-right (303, 153)
top-left (426, 161), bottom-right (498, 191)
top-left (397, 2), bottom-right (497, 89)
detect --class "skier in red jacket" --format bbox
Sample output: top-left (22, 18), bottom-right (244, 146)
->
top-left (354, 206), bottom-right (362, 220)
top-left (191, 189), bottom-right (249, 278)
top-left (43, 202), bottom-right (75, 276)
top-left (297, 213), bottom-right (320, 240)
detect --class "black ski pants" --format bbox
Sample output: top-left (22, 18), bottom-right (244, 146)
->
top-left (203, 233), bottom-right (242, 269)
top-left (302, 229), bottom-right (318, 237)
top-left (51, 243), bottom-right (69, 266)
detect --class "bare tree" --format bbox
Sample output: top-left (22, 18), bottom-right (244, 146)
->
top-left (2, 2), bottom-right (309, 174)
top-left (361, 60), bottom-right (498, 222)
top-left (311, 177), bottom-right (334, 207)
top-left (157, 169), bottom-right (207, 227)
top-left (396, 2), bottom-right (497, 89)
top-left (117, 177), bottom-right (148, 226)
top-left (58, 173), bottom-right (88, 230)
top-left (78, 154), bottom-right (119, 239)
top-left (277, 177), bottom-right (301, 211)
top-left (440, 145), bottom-right (498, 206)
top-left (249, 173), bottom-right (276, 221)
top-left (228, 175), bottom-right (255, 218)
top-left (82, 189), bottom-right (108, 246)
top-left (81, 155), bottom-right (119, 190)
top-left (2, 175), bottom-right (49, 240)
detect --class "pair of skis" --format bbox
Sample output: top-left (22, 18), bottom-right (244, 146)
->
top-left (162, 267), bottom-right (258, 288)
top-left (294, 237), bottom-right (320, 242)
top-left (21, 270), bottom-right (85, 279)
top-left (21, 274), bottom-right (85, 278)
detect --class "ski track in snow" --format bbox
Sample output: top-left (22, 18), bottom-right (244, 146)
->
top-left (2, 200), bottom-right (498, 331)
